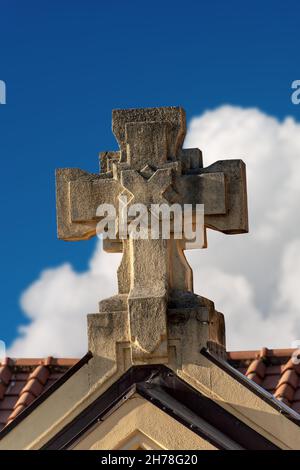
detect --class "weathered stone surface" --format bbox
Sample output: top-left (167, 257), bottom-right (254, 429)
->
top-left (70, 177), bottom-right (119, 223)
top-left (56, 169), bottom-right (97, 241)
top-left (121, 167), bottom-right (173, 207)
top-left (112, 106), bottom-right (186, 164)
top-left (56, 106), bottom-right (248, 365)
top-left (202, 160), bottom-right (248, 233)
top-left (175, 172), bottom-right (227, 215)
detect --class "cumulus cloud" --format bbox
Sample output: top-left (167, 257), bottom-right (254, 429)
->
top-left (8, 105), bottom-right (300, 356)
top-left (185, 105), bottom-right (300, 349)
top-left (9, 243), bottom-right (121, 357)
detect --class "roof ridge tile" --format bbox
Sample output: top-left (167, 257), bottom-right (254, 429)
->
top-left (4, 364), bottom-right (51, 426)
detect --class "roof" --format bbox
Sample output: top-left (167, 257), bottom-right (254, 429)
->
top-left (0, 357), bottom-right (78, 431)
top-left (228, 347), bottom-right (300, 414)
top-left (1, 347), bottom-right (299, 433)
top-left (41, 364), bottom-right (278, 450)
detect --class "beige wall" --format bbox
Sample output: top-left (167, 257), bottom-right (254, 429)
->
top-left (0, 353), bottom-right (300, 449)
top-left (72, 395), bottom-right (216, 450)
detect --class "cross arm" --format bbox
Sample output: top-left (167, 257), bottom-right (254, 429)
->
top-left (56, 168), bottom-right (120, 241)
top-left (174, 159), bottom-right (248, 234)
top-left (203, 159), bottom-right (248, 234)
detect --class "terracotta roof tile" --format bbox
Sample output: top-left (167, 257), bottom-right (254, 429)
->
top-left (278, 368), bottom-right (299, 389)
top-left (28, 365), bottom-right (50, 385)
top-left (0, 364), bottom-right (12, 400)
top-left (2, 348), bottom-right (300, 431)
top-left (14, 391), bottom-right (36, 408)
top-left (22, 378), bottom-right (44, 397)
top-left (264, 364), bottom-right (282, 375)
top-left (245, 359), bottom-right (267, 384)
top-left (14, 373), bottom-right (29, 381)
top-left (5, 380), bottom-right (27, 396)
top-left (6, 405), bottom-right (27, 424)
top-left (261, 374), bottom-right (279, 391)
top-left (293, 388), bottom-right (300, 401)
top-left (0, 357), bottom-right (78, 430)
top-left (0, 365), bottom-right (12, 386)
top-left (228, 347), bottom-right (300, 414)
top-left (275, 383), bottom-right (295, 404)
top-left (0, 396), bottom-right (18, 411)
top-left (0, 410), bottom-right (11, 427)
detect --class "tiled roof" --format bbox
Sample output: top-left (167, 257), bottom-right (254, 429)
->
top-left (1, 348), bottom-right (300, 431)
top-left (228, 348), bottom-right (300, 414)
top-left (0, 357), bottom-right (77, 431)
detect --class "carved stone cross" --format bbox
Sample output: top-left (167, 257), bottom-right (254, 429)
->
top-left (56, 106), bottom-right (248, 359)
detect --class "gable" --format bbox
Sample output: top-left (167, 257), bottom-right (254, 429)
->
top-left (38, 364), bottom-right (279, 450)
top-left (1, 352), bottom-right (300, 450)
top-left (71, 395), bottom-right (216, 450)
top-left (2, 347), bottom-right (300, 433)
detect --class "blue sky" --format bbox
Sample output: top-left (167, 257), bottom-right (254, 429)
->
top-left (0, 0), bottom-right (300, 349)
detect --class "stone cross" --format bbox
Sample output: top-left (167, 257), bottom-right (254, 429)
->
top-left (56, 106), bottom-right (248, 360)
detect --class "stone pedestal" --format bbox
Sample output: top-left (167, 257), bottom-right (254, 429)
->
top-left (87, 291), bottom-right (226, 382)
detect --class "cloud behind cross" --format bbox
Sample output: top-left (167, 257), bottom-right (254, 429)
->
top-left (0, 80), bottom-right (6, 105)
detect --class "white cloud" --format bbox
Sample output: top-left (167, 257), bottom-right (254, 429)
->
top-left (185, 105), bottom-right (300, 349)
top-left (9, 244), bottom-right (121, 357)
top-left (8, 105), bottom-right (300, 356)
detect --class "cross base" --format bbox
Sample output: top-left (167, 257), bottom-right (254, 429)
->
top-left (87, 292), bottom-right (226, 373)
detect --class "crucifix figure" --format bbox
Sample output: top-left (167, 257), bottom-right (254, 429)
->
top-left (56, 106), bottom-right (248, 360)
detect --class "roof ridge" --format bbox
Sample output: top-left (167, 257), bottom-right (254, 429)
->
top-left (228, 348), bottom-right (298, 360)
top-left (0, 357), bottom-right (79, 367)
